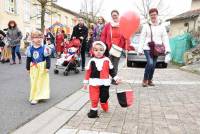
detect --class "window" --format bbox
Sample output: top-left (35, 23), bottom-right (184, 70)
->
top-left (24, 0), bottom-right (31, 22)
top-left (4, 0), bottom-right (17, 14)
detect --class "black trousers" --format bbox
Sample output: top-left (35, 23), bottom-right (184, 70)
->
top-left (81, 46), bottom-right (86, 69)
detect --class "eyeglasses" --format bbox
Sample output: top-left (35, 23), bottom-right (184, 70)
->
top-left (150, 13), bottom-right (157, 16)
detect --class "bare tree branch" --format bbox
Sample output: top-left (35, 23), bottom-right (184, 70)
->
top-left (80, 0), bottom-right (104, 25)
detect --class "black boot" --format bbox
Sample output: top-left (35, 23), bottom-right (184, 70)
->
top-left (87, 110), bottom-right (98, 118)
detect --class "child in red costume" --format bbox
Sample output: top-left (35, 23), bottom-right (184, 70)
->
top-left (83, 41), bottom-right (121, 118)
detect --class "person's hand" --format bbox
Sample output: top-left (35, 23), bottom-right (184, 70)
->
top-left (83, 84), bottom-right (88, 90)
top-left (27, 70), bottom-right (30, 74)
top-left (137, 48), bottom-right (143, 56)
top-left (80, 36), bottom-right (84, 40)
top-left (72, 37), bottom-right (76, 39)
top-left (116, 78), bottom-right (122, 84)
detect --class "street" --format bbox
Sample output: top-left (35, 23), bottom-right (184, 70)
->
top-left (0, 58), bottom-right (85, 134)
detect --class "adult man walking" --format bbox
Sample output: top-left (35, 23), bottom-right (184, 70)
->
top-left (71, 18), bottom-right (88, 71)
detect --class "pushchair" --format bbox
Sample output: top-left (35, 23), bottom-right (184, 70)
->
top-left (54, 39), bottom-right (81, 76)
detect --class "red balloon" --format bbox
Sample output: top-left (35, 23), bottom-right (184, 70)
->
top-left (120, 11), bottom-right (140, 39)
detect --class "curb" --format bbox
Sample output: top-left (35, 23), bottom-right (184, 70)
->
top-left (12, 89), bottom-right (89, 134)
top-left (179, 66), bottom-right (200, 75)
top-left (12, 59), bottom-right (126, 134)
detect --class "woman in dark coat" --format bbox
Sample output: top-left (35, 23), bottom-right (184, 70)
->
top-left (7, 20), bottom-right (22, 64)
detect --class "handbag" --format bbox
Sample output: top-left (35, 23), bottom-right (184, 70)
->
top-left (109, 44), bottom-right (122, 57)
top-left (109, 25), bottom-right (122, 57)
top-left (148, 24), bottom-right (165, 57)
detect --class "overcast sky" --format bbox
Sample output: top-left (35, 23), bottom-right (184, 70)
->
top-left (57, 0), bottom-right (192, 21)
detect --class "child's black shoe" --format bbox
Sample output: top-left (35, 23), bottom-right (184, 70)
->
top-left (87, 110), bottom-right (98, 118)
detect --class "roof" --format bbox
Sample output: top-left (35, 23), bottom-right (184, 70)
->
top-left (52, 3), bottom-right (81, 17)
top-left (168, 8), bottom-right (200, 21)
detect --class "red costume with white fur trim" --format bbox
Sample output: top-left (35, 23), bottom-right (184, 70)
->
top-left (84, 56), bottom-right (118, 111)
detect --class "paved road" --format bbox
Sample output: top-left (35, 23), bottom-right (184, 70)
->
top-left (0, 58), bottom-right (85, 134)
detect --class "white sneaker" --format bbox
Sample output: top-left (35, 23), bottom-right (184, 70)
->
top-left (31, 100), bottom-right (38, 105)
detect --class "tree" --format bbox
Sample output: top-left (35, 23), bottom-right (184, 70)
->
top-left (134, 0), bottom-right (170, 22)
top-left (32, 0), bottom-right (57, 32)
top-left (80, 0), bottom-right (104, 25)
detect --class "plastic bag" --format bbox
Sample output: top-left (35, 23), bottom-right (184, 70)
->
top-left (165, 53), bottom-right (171, 63)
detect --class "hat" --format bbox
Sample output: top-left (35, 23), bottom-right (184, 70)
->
top-left (92, 41), bottom-right (106, 51)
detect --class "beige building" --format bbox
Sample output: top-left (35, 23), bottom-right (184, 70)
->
top-left (0, 0), bottom-right (80, 36)
top-left (168, 0), bottom-right (200, 37)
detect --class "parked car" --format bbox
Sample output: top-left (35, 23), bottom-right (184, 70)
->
top-left (127, 34), bottom-right (167, 68)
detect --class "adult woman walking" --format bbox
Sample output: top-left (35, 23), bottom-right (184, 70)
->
top-left (93, 16), bottom-right (105, 41)
top-left (101, 10), bottom-right (130, 84)
top-left (7, 20), bottom-right (22, 64)
top-left (138, 8), bottom-right (171, 87)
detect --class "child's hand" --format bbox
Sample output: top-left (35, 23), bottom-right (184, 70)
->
top-left (83, 84), bottom-right (88, 90)
top-left (27, 70), bottom-right (30, 74)
top-left (116, 78), bottom-right (122, 84)
top-left (45, 69), bottom-right (49, 73)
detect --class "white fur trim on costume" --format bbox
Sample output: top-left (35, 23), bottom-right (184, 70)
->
top-left (86, 57), bottom-right (112, 71)
top-left (83, 80), bottom-right (89, 84)
top-left (91, 107), bottom-right (98, 111)
top-left (89, 78), bottom-right (111, 86)
top-left (92, 41), bottom-right (106, 51)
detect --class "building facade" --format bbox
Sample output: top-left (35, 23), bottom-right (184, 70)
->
top-left (0, 0), bottom-right (80, 36)
top-left (168, 0), bottom-right (200, 37)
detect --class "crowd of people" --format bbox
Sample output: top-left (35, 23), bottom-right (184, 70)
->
top-left (0, 8), bottom-right (171, 118)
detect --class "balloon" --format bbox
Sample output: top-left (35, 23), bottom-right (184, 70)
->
top-left (120, 11), bottom-right (140, 39)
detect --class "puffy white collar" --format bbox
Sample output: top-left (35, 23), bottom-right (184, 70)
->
top-left (86, 57), bottom-right (113, 71)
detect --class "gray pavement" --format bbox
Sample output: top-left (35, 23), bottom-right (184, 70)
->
top-left (0, 58), bottom-right (85, 134)
top-left (56, 67), bottom-right (200, 134)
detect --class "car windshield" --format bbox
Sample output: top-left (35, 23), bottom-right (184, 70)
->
top-left (132, 35), bottom-right (140, 44)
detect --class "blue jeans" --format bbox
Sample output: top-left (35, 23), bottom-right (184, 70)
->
top-left (11, 45), bottom-right (21, 62)
top-left (144, 50), bottom-right (157, 80)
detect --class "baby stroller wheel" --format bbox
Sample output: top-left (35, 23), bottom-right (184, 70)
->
top-left (63, 71), bottom-right (69, 76)
top-left (74, 69), bottom-right (80, 74)
top-left (54, 69), bottom-right (59, 74)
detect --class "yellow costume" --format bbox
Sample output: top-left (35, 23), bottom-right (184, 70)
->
top-left (26, 45), bottom-right (51, 102)
top-left (29, 61), bottom-right (50, 101)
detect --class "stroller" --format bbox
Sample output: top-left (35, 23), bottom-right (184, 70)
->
top-left (54, 39), bottom-right (81, 76)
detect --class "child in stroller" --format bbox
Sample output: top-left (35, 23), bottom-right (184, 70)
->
top-left (54, 39), bottom-right (81, 76)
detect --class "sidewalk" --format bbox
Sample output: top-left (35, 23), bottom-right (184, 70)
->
top-left (180, 62), bottom-right (200, 75)
top-left (13, 67), bottom-right (200, 134)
